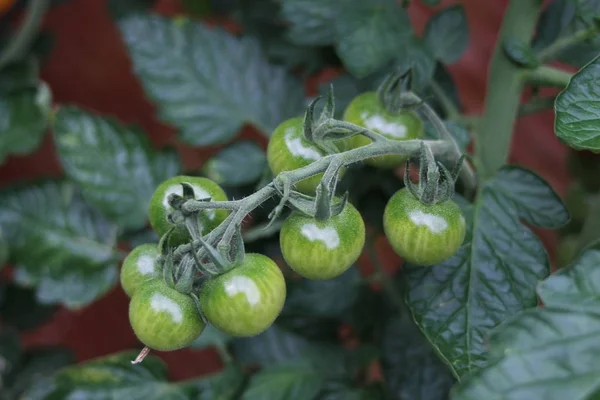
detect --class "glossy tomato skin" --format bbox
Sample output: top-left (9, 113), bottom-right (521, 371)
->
top-left (267, 117), bottom-right (329, 194)
top-left (384, 188), bottom-right (466, 265)
top-left (343, 92), bottom-right (423, 169)
top-left (199, 253), bottom-right (286, 337)
top-left (120, 243), bottom-right (161, 297)
top-left (129, 280), bottom-right (205, 351)
top-left (148, 176), bottom-right (230, 246)
top-left (280, 203), bottom-right (365, 280)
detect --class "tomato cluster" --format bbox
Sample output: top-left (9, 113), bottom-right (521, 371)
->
top-left (122, 92), bottom-right (467, 353)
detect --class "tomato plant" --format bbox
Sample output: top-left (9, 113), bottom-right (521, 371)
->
top-left (1, 0), bottom-right (600, 399)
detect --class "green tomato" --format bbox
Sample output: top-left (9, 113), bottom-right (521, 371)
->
top-left (148, 176), bottom-right (230, 246)
top-left (280, 202), bottom-right (365, 280)
top-left (343, 91), bottom-right (423, 169)
top-left (199, 253), bottom-right (286, 337)
top-left (120, 244), bottom-right (161, 297)
top-left (267, 117), bottom-right (332, 194)
top-left (384, 188), bottom-right (466, 265)
top-left (129, 280), bottom-right (205, 351)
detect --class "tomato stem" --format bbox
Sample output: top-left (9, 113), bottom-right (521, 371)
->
top-left (476, 0), bottom-right (542, 181)
top-left (523, 65), bottom-right (573, 89)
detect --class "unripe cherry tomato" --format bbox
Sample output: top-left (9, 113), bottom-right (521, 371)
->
top-left (384, 188), bottom-right (466, 265)
top-left (120, 243), bottom-right (161, 297)
top-left (343, 91), bottom-right (423, 169)
top-left (129, 280), bottom-right (205, 351)
top-left (148, 176), bottom-right (230, 246)
top-left (280, 202), bottom-right (365, 280)
top-left (199, 253), bottom-right (286, 337)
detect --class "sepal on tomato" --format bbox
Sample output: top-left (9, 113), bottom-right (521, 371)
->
top-left (377, 68), bottom-right (422, 113)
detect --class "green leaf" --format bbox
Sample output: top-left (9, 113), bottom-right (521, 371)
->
top-left (423, 5), bottom-right (469, 64)
top-left (283, 267), bottom-right (362, 319)
top-left (555, 54), bottom-right (600, 152)
top-left (0, 82), bottom-right (51, 164)
top-left (280, 0), bottom-right (337, 46)
top-left (52, 107), bottom-right (181, 230)
top-left (405, 166), bottom-right (568, 378)
top-left (424, 121), bottom-right (471, 153)
top-left (319, 383), bottom-right (386, 400)
top-left (8, 347), bottom-right (73, 398)
top-left (381, 314), bottom-right (454, 400)
top-left (191, 324), bottom-right (232, 350)
top-left (181, 364), bottom-right (245, 400)
top-left (204, 141), bottom-right (267, 187)
top-left (537, 239), bottom-right (600, 312)
top-left (0, 181), bottom-right (120, 309)
top-left (502, 37), bottom-right (540, 68)
top-left (0, 329), bottom-right (22, 383)
top-left (281, 0), bottom-right (412, 77)
top-left (0, 283), bottom-right (56, 331)
top-left (24, 351), bottom-right (189, 399)
top-left (241, 363), bottom-right (324, 400)
top-left (395, 37), bottom-right (437, 91)
top-left (421, 0), bottom-right (442, 5)
top-left (532, 0), bottom-right (574, 51)
top-left (119, 13), bottom-right (305, 145)
top-left (452, 308), bottom-right (600, 400)
top-left (334, 0), bottom-right (412, 78)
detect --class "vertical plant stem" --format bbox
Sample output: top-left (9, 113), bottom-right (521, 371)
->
top-left (475, 0), bottom-right (542, 181)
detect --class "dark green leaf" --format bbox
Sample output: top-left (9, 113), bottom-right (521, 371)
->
top-left (0, 59), bottom-right (40, 93)
top-left (334, 0), bottom-right (412, 78)
top-left (24, 351), bottom-right (188, 399)
top-left (8, 347), bottom-right (74, 398)
top-left (283, 267), bottom-right (362, 318)
top-left (502, 37), bottom-right (540, 68)
top-left (405, 166), bottom-right (568, 378)
top-left (191, 324), bottom-right (232, 350)
top-left (425, 62), bottom-right (463, 118)
top-left (0, 227), bottom-right (8, 267)
top-left (204, 141), bottom-right (267, 186)
top-left (281, 0), bottom-right (337, 46)
top-left (108, 0), bottom-right (156, 19)
top-left (452, 308), bottom-right (600, 400)
top-left (0, 181), bottom-right (119, 309)
top-left (241, 363), bottom-right (324, 400)
top-left (123, 228), bottom-right (159, 247)
top-left (318, 383), bottom-right (386, 400)
top-left (537, 239), bottom-right (600, 312)
top-left (555, 54), bottom-right (600, 152)
top-left (395, 37), bottom-right (437, 91)
top-left (181, 364), bottom-right (245, 400)
top-left (0, 82), bottom-right (51, 164)
top-left (0, 329), bottom-right (22, 383)
top-left (53, 107), bottom-right (181, 230)
top-left (532, 0), bottom-right (575, 51)
top-left (423, 5), bottom-right (469, 64)
top-left (381, 314), bottom-right (454, 400)
top-left (421, 0), bottom-right (442, 5)
top-left (0, 283), bottom-right (56, 331)
top-left (119, 13), bottom-right (304, 145)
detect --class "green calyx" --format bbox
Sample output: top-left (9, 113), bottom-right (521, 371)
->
top-left (404, 142), bottom-right (464, 205)
top-left (376, 68), bottom-right (423, 114)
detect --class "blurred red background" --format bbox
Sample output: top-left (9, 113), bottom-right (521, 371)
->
top-left (0, 0), bottom-right (569, 380)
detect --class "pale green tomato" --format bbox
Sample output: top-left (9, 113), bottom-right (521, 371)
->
top-left (148, 176), bottom-right (230, 246)
top-left (120, 244), bottom-right (161, 297)
top-left (384, 188), bottom-right (466, 265)
top-left (129, 280), bottom-right (205, 351)
top-left (343, 91), bottom-right (423, 169)
top-left (267, 117), bottom-right (342, 194)
top-left (280, 203), bottom-right (365, 280)
top-left (199, 253), bottom-right (286, 337)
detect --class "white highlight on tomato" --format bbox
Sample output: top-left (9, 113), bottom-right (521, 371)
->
top-left (224, 276), bottom-right (261, 306)
top-left (284, 128), bottom-right (322, 161)
top-left (409, 210), bottom-right (449, 234)
top-left (137, 254), bottom-right (156, 275)
top-left (300, 223), bottom-right (340, 249)
top-left (162, 184), bottom-right (216, 221)
top-left (150, 293), bottom-right (183, 323)
top-left (361, 112), bottom-right (407, 138)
